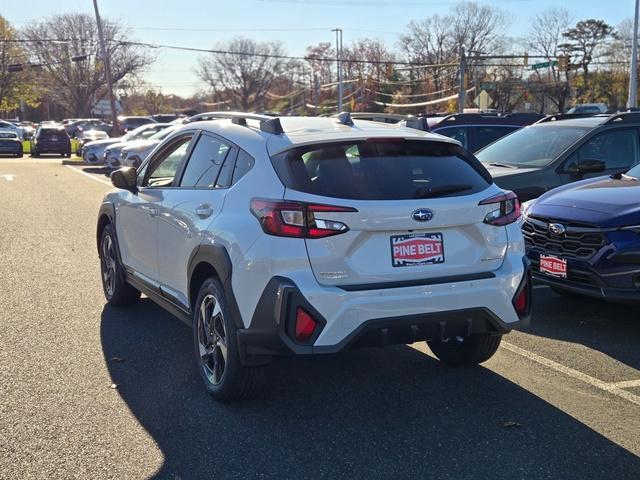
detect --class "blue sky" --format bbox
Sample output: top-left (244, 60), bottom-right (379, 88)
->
top-left (3, 0), bottom-right (634, 96)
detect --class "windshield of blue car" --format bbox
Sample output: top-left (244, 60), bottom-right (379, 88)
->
top-left (626, 163), bottom-right (640, 179)
top-left (476, 124), bottom-right (591, 168)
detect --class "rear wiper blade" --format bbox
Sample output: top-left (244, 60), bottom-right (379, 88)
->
top-left (413, 184), bottom-right (473, 199)
top-left (488, 162), bottom-right (517, 169)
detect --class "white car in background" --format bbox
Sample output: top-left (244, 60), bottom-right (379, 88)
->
top-left (104, 123), bottom-right (173, 169)
top-left (120, 125), bottom-right (178, 168)
top-left (77, 129), bottom-right (109, 150)
top-left (97, 112), bottom-right (531, 402)
top-left (82, 123), bottom-right (172, 165)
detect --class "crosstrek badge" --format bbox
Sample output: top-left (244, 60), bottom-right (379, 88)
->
top-left (391, 233), bottom-right (445, 267)
top-left (539, 254), bottom-right (567, 278)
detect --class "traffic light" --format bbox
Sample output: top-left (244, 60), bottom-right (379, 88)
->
top-left (557, 55), bottom-right (569, 71)
top-left (522, 91), bottom-right (529, 101)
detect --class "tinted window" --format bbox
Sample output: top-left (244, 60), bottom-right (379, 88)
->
top-left (232, 150), bottom-right (255, 184)
top-left (145, 137), bottom-right (192, 188)
top-left (476, 125), bottom-right (591, 167)
top-left (434, 126), bottom-right (468, 149)
top-left (271, 140), bottom-right (490, 200)
top-left (0, 132), bottom-right (18, 139)
top-left (473, 126), bottom-right (519, 151)
top-left (577, 129), bottom-right (639, 170)
top-left (180, 134), bottom-right (231, 187)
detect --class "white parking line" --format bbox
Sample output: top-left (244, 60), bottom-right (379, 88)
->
top-left (501, 341), bottom-right (640, 406)
top-left (64, 165), bottom-right (112, 187)
top-left (609, 379), bottom-right (640, 389)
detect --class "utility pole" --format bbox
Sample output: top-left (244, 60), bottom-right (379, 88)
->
top-left (629, 0), bottom-right (639, 109)
top-left (332, 28), bottom-right (343, 112)
top-left (458, 46), bottom-right (466, 114)
top-left (92, 0), bottom-right (119, 133)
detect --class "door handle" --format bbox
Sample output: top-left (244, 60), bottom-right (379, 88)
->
top-left (195, 204), bottom-right (213, 219)
top-left (142, 206), bottom-right (158, 217)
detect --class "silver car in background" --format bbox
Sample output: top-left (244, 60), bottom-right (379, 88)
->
top-left (104, 123), bottom-right (173, 169)
top-left (120, 125), bottom-right (178, 168)
top-left (82, 123), bottom-right (171, 164)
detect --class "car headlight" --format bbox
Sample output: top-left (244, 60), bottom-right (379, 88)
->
top-left (520, 200), bottom-right (535, 218)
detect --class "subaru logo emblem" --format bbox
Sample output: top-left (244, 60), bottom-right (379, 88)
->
top-left (412, 208), bottom-right (434, 222)
top-left (549, 223), bottom-right (566, 236)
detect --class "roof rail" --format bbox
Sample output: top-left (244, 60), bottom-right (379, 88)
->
top-left (603, 111), bottom-right (640, 125)
top-left (535, 113), bottom-right (598, 124)
top-left (187, 111), bottom-right (284, 134)
top-left (333, 111), bottom-right (354, 126)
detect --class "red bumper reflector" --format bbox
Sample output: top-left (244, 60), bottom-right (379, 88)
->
top-left (295, 307), bottom-right (317, 342)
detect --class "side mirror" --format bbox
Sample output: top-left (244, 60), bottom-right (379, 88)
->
top-left (566, 159), bottom-right (605, 176)
top-left (111, 167), bottom-right (137, 192)
top-left (579, 159), bottom-right (606, 174)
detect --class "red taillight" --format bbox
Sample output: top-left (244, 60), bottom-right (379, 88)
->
top-left (479, 191), bottom-right (521, 226)
top-left (513, 286), bottom-right (528, 316)
top-left (295, 307), bottom-right (317, 342)
top-left (250, 198), bottom-right (356, 238)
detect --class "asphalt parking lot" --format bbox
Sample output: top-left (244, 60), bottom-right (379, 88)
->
top-left (1, 157), bottom-right (639, 480)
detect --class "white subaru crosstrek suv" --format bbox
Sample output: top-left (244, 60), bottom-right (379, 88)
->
top-left (97, 112), bottom-right (531, 402)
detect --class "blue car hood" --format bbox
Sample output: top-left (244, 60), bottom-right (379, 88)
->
top-left (529, 176), bottom-right (640, 228)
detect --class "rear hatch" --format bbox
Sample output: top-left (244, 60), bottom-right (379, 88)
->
top-left (269, 139), bottom-right (511, 287)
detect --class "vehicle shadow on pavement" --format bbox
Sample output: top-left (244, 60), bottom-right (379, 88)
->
top-left (101, 301), bottom-right (640, 480)
top-left (525, 288), bottom-right (640, 371)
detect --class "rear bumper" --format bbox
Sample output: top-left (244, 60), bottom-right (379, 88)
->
top-left (237, 254), bottom-right (529, 364)
top-left (533, 272), bottom-right (640, 304)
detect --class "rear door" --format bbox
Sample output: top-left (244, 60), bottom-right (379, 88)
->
top-left (273, 140), bottom-right (509, 288)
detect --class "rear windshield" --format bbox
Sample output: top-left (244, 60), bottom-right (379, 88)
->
top-left (39, 128), bottom-right (67, 137)
top-left (270, 140), bottom-right (491, 200)
top-left (0, 132), bottom-right (18, 139)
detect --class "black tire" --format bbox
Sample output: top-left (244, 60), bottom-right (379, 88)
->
top-left (17, 152), bottom-right (23, 158)
top-left (193, 278), bottom-right (266, 402)
top-left (31, 148), bottom-right (38, 157)
top-left (99, 224), bottom-right (140, 306)
top-left (428, 333), bottom-right (502, 367)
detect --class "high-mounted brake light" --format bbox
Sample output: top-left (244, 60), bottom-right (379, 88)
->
top-left (479, 191), bottom-right (521, 226)
top-left (250, 198), bottom-right (357, 238)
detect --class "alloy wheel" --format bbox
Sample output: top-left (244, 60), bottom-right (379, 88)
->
top-left (101, 234), bottom-right (117, 297)
top-left (197, 293), bottom-right (228, 385)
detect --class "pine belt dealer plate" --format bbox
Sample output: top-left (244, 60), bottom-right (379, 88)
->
top-left (539, 254), bottom-right (567, 278)
top-left (391, 233), bottom-right (444, 267)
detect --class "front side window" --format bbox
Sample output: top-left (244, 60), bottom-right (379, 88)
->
top-left (271, 140), bottom-right (491, 200)
top-left (144, 136), bottom-right (193, 188)
top-left (577, 129), bottom-right (639, 170)
top-left (180, 134), bottom-right (232, 188)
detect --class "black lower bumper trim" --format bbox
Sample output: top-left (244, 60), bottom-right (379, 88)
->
top-left (236, 276), bottom-right (523, 363)
top-left (533, 272), bottom-right (640, 304)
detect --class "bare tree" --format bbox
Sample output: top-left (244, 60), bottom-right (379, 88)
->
top-left (197, 37), bottom-right (289, 111)
top-left (22, 13), bottom-right (151, 117)
top-left (527, 8), bottom-right (573, 112)
top-left (451, 1), bottom-right (507, 56)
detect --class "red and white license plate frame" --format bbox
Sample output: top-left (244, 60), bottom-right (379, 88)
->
top-left (391, 233), bottom-right (445, 267)
top-left (539, 254), bottom-right (567, 278)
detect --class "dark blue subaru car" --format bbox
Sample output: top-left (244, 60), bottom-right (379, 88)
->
top-left (522, 162), bottom-right (640, 303)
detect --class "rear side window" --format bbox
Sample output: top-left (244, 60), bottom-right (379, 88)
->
top-left (473, 126), bottom-right (519, 151)
top-left (271, 140), bottom-right (491, 200)
top-left (39, 129), bottom-right (67, 138)
top-left (435, 126), bottom-right (468, 149)
top-left (180, 134), bottom-right (232, 188)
